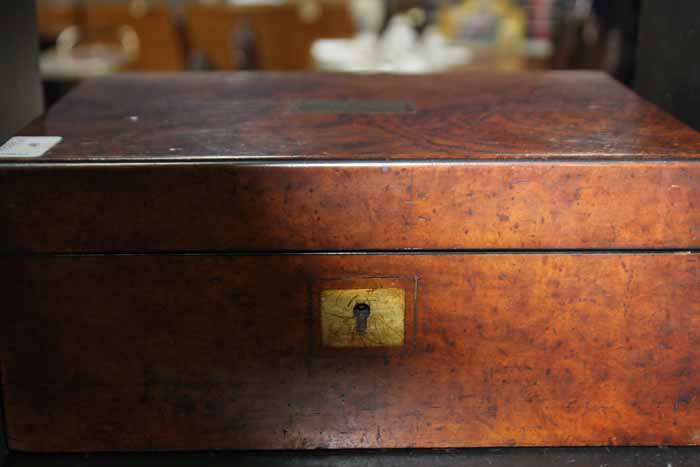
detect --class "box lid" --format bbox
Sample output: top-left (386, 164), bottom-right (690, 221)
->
top-left (6, 71), bottom-right (700, 163)
top-left (2, 71), bottom-right (700, 253)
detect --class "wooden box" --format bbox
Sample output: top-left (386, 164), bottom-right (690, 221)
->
top-left (2, 71), bottom-right (700, 451)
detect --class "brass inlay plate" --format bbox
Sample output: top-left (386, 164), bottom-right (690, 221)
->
top-left (290, 99), bottom-right (413, 114)
top-left (320, 288), bottom-right (405, 348)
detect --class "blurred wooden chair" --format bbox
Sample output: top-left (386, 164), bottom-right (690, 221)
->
top-left (81, 0), bottom-right (186, 71)
top-left (185, 1), bottom-right (355, 70)
top-left (37, 0), bottom-right (78, 42)
top-left (37, 0), bottom-right (186, 71)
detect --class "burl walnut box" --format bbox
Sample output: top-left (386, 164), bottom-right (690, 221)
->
top-left (2, 71), bottom-right (700, 451)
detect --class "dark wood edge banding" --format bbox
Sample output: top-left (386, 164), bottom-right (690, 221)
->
top-left (5, 448), bottom-right (700, 467)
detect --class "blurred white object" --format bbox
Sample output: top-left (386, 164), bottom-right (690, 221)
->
top-left (311, 32), bottom-right (378, 72)
top-left (225, 0), bottom-right (284, 5)
top-left (422, 26), bottom-right (473, 69)
top-left (350, 0), bottom-right (385, 33)
top-left (40, 25), bottom-right (139, 81)
top-left (40, 46), bottom-right (132, 80)
top-left (312, 17), bottom-right (472, 73)
top-left (380, 15), bottom-right (418, 57)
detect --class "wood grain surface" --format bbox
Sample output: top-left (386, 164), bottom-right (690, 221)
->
top-left (12, 71), bottom-right (700, 161)
top-left (3, 253), bottom-right (700, 451)
top-left (4, 71), bottom-right (700, 453)
top-left (2, 161), bottom-right (700, 253)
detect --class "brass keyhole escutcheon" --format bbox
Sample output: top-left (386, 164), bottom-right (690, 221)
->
top-left (320, 287), bottom-right (405, 348)
top-left (353, 302), bottom-right (371, 335)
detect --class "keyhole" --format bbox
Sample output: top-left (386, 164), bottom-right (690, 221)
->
top-left (353, 303), bottom-right (371, 335)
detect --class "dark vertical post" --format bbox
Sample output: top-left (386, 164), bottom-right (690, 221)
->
top-left (0, 394), bottom-right (6, 467)
top-left (0, 0), bottom-right (44, 142)
top-left (1, 0), bottom-right (41, 458)
top-left (635, 1), bottom-right (700, 129)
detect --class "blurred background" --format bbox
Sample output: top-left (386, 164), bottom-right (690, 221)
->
top-left (37, 0), bottom-right (641, 107)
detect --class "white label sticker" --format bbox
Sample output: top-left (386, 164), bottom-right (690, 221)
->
top-left (0, 136), bottom-right (62, 158)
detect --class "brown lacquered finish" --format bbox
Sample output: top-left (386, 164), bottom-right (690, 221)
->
top-left (3, 253), bottom-right (700, 451)
top-left (2, 162), bottom-right (700, 253)
top-left (13, 71), bottom-right (700, 161)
